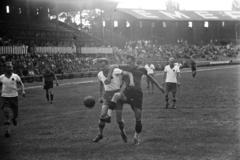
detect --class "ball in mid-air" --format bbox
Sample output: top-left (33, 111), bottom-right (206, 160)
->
top-left (84, 96), bottom-right (96, 108)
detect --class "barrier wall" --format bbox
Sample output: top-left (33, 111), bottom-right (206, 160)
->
top-left (80, 47), bottom-right (113, 54)
top-left (0, 46), bottom-right (28, 54)
top-left (17, 60), bottom-right (240, 84)
top-left (35, 46), bottom-right (76, 54)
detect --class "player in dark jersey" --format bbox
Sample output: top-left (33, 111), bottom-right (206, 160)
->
top-left (190, 56), bottom-right (197, 77)
top-left (103, 55), bottom-right (165, 145)
top-left (42, 67), bottom-right (58, 103)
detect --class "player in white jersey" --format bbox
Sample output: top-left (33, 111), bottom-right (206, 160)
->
top-left (144, 62), bottom-right (156, 94)
top-left (162, 57), bottom-right (180, 109)
top-left (0, 62), bottom-right (25, 138)
top-left (92, 58), bottom-right (134, 143)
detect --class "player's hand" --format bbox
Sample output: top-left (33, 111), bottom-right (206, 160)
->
top-left (129, 82), bottom-right (135, 86)
top-left (159, 86), bottom-right (165, 94)
top-left (56, 83), bottom-right (59, 86)
top-left (99, 98), bottom-right (103, 103)
top-left (22, 92), bottom-right (26, 97)
top-left (104, 78), bottom-right (111, 85)
top-left (177, 83), bottom-right (180, 87)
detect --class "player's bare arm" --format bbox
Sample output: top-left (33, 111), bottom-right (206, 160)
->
top-left (42, 77), bottom-right (45, 87)
top-left (177, 72), bottom-right (181, 86)
top-left (19, 80), bottom-right (25, 97)
top-left (146, 74), bottom-right (164, 93)
top-left (122, 71), bottom-right (134, 86)
top-left (54, 74), bottom-right (59, 86)
top-left (105, 64), bottom-right (120, 84)
top-left (162, 72), bottom-right (167, 85)
top-left (99, 81), bottom-right (104, 103)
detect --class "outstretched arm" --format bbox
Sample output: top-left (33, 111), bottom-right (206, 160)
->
top-left (146, 74), bottom-right (164, 93)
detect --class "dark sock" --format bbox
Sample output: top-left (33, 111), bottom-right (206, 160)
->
top-left (50, 94), bottom-right (53, 101)
top-left (46, 94), bottom-right (49, 101)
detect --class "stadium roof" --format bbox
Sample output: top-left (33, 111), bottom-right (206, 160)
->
top-left (8, 0), bottom-right (119, 11)
top-left (116, 8), bottom-right (240, 21)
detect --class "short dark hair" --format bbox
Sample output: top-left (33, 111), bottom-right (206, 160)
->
top-left (98, 58), bottom-right (109, 65)
top-left (126, 55), bottom-right (135, 61)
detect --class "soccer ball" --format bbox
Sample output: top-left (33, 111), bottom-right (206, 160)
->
top-left (84, 96), bottom-right (96, 108)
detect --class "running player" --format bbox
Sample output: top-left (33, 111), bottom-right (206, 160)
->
top-left (0, 62), bottom-right (25, 138)
top-left (144, 61), bottom-right (156, 94)
top-left (162, 57), bottom-right (181, 109)
top-left (104, 55), bottom-right (165, 145)
top-left (43, 67), bottom-right (58, 103)
top-left (92, 58), bottom-right (134, 143)
top-left (190, 56), bottom-right (197, 77)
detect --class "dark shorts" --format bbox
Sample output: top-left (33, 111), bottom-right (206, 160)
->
top-left (165, 82), bottom-right (178, 93)
top-left (191, 66), bottom-right (197, 71)
top-left (103, 90), bottom-right (120, 106)
top-left (1, 96), bottom-right (19, 118)
top-left (123, 86), bottom-right (143, 110)
top-left (44, 81), bottom-right (53, 90)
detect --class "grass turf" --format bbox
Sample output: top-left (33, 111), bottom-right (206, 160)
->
top-left (0, 65), bottom-right (240, 160)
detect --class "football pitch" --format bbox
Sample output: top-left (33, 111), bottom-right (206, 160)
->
top-left (0, 65), bottom-right (240, 160)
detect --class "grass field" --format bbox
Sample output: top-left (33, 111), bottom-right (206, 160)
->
top-left (0, 65), bottom-right (240, 160)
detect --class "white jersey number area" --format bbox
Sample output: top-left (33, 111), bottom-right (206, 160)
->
top-left (98, 68), bottom-right (122, 91)
top-left (164, 65), bottom-right (180, 83)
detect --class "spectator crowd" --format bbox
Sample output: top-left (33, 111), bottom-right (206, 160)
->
top-left (0, 39), bottom-right (239, 77)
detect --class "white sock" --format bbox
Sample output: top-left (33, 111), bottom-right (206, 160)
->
top-left (134, 132), bottom-right (139, 139)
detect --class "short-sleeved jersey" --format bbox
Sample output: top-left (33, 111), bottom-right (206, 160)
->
top-left (164, 65), bottom-right (180, 83)
top-left (190, 59), bottom-right (196, 67)
top-left (119, 64), bottom-right (147, 91)
top-left (144, 64), bottom-right (155, 74)
top-left (43, 71), bottom-right (55, 82)
top-left (98, 68), bottom-right (122, 91)
top-left (0, 73), bottom-right (21, 97)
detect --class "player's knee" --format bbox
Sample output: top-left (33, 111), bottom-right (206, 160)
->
top-left (113, 93), bottom-right (121, 100)
top-left (118, 120), bottom-right (124, 129)
top-left (3, 109), bottom-right (10, 119)
top-left (165, 95), bottom-right (169, 100)
top-left (99, 122), bottom-right (105, 128)
top-left (135, 121), bottom-right (142, 133)
top-left (173, 98), bottom-right (177, 102)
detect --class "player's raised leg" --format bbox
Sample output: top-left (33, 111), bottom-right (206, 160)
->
top-left (116, 102), bottom-right (128, 143)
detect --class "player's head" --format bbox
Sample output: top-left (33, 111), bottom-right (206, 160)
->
top-left (126, 55), bottom-right (135, 66)
top-left (45, 66), bottom-right (50, 72)
top-left (169, 57), bottom-right (175, 65)
top-left (5, 62), bottom-right (13, 74)
top-left (98, 58), bottom-right (109, 70)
